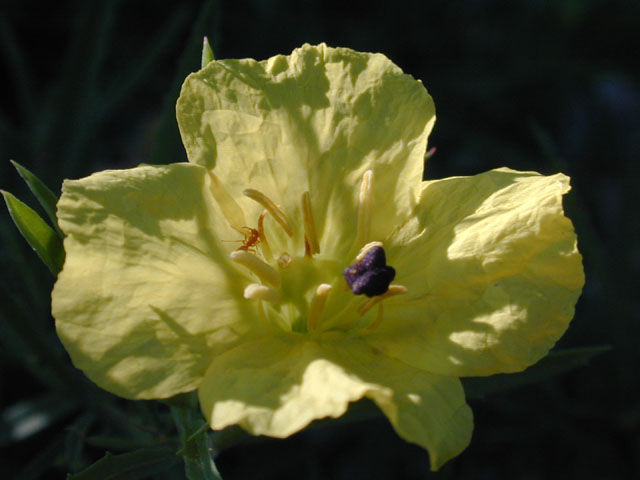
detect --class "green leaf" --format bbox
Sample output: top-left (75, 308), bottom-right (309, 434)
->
top-left (67, 448), bottom-right (179, 480)
top-left (201, 36), bottom-right (215, 69)
top-left (462, 346), bottom-right (610, 399)
top-left (85, 435), bottom-right (166, 451)
top-left (10, 160), bottom-right (63, 237)
top-left (0, 393), bottom-right (79, 445)
top-left (2, 190), bottom-right (65, 274)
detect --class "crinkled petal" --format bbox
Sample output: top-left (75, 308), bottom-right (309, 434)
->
top-left (53, 163), bottom-right (269, 399)
top-left (368, 168), bottom-right (584, 376)
top-left (177, 43), bottom-right (434, 258)
top-left (198, 335), bottom-right (472, 470)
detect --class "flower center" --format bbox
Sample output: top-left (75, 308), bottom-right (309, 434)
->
top-left (219, 170), bottom-right (407, 334)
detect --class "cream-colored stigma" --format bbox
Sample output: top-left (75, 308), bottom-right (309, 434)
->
top-left (243, 188), bottom-right (293, 237)
top-left (230, 250), bottom-right (281, 286)
top-left (244, 283), bottom-right (282, 304)
top-left (301, 191), bottom-right (320, 256)
top-left (356, 170), bottom-right (373, 246)
top-left (357, 285), bottom-right (408, 317)
top-left (307, 284), bottom-right (332, 331)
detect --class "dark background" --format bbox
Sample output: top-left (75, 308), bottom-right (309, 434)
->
top-left (1, 1), bottom-right (638, 478)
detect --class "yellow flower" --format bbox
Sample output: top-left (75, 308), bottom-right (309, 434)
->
top-left (52, 44), bottom-right (584, 470)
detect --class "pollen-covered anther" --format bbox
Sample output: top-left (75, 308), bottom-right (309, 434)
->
top-left (358, 285), bottom-right (408, 317)
top-left (243, 188), bottom-right (293, 237)
top-left (244, 283), bottom-right (282, 304)
top-left (230, 250), bottom-right (281, 286)
top-left (357, 169), bottom-right (373, 245)
top-left (307, 284), bottom-right (332, 331)
top-left (344, 245), bottom-right (395, 297)
top-left (301, 191), bottom-right (320, 256)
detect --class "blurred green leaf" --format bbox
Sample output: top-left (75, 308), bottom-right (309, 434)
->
top-left (85, 435), bottom-right (168, 452)
top-left (14, 434), bottom-right (65, 480)
top-left (10, 160), bottom-right (62, 236)
top-left (463, 346), bottom-right (610, 399)
top-left (1, 190), bottom-right (64, 275)
top-left (67, 448), bottom-right (179, 480)
top-left (64, 413), bottom-right (95, 473)
top-left (0, 393), bottom-right (78, 445)
top-left (201, 36), bottom-right (215, 69)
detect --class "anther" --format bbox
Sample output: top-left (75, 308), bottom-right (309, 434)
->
top-left (230, 250), bottom-right (281, 286)
top-left (257, 209), bottom-right (272, 261)
top-left (301, 191), bottom-right (320, 256)
top-left (243, 188), bottom-right (293, 237)
top-left (206, 172), bottom-right (247, 232)
top-left (307, 284), bottom-right (332, 331)
top-left (244, 283), bottom-right (282, 304)
top-left (357, 170), bottom-right (373, 246)
top-left (358, 285), bottom-right (408, 316)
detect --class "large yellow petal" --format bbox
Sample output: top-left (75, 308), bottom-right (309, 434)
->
top-left (198, 335), bottom-right (472, 470)
top-left (368, 168), bottom-right (584, 376)
top-left (52, 163), bottom-right (268, 399)
top-left (177, 43), bottom-right (434, 258)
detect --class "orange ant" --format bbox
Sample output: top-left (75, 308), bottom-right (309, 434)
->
top-left (235, 227), bottom-right (261, 253)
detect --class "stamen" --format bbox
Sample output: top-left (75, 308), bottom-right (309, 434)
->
top-left (357, 170), bottom-right (373, 246)
top-left (358, 285), bottom-right (408, 316)
top-left (243, 188), bottom-right (293, 237)
top-left (206, 172), bottom-right (247, 232)
top-left (301, 191), bottom-right (320, 256)
top-left (257, 209), bottom-right (272, 261)
top-left (366, 304), bottom-right (384, 331)
top-left (307, 284), bottom-right (332, 331)
top-left (230, 250), bottom-right (281, 286)
top-left (244, 283), bottom-right (282, 304)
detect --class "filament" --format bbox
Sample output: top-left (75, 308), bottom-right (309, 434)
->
top-left (301, 191), bottom-right (320, 256)
top-left (358, 285), bottom-right (408, 316)
top-left (257, 209), bottom-right (272, 261)
top-left (307, 284), bottom-right (332, 331)
top-left (357, 170), bottom-right (373, 246)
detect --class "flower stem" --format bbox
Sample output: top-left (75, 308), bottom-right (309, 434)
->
top-left (170, 396), bottom-right (223, 480)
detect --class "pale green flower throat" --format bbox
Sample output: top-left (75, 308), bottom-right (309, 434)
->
top-left (223, 169), bottom-right (408, 334)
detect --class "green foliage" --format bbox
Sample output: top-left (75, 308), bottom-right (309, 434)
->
top-left (10, 160), bottom-right (62, 237)
top-left (2, 190), bottom-right (64, 275)
top-left (67, 448), bottom-right (179, 480)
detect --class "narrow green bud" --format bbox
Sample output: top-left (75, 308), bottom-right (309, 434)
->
top-left (201, 36), bottom-right (214, 69)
